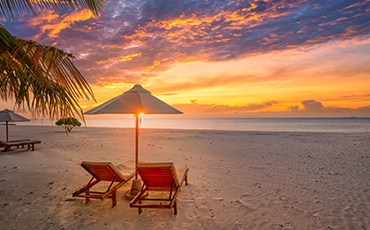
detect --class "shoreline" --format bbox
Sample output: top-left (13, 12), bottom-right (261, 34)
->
top-left (16, 123), bottom-right (370, 135)
top-left (0, 125), bottom-right (369, 229)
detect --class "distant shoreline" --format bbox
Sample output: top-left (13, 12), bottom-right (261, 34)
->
top-left (15, 117), bottom-right (370, 134)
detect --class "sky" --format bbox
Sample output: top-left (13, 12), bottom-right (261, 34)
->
top-left (2, 0), bottom-right (370, 118)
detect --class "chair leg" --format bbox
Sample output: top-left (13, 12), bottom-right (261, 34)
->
top-left (112, 190), bottom-right (117, 207)
top-left (138, 200), bottom-right (142, 213)
top-left (4, 147), bottom-right (12, 151)
top-left (174, 200), bottom-right (177, 215)
top-left (85, 189), bottom-right (90, 203)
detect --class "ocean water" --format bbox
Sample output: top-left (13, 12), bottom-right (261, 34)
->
top-left (25, 118), bottom-right (370, 133)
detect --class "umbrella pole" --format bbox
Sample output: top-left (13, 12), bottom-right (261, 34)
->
top-left (6, 121), bottom-right (9, 142)
top-left (135, 114), bottom-right (139, 180)
top-left (125, 113), bottom-right (148, 200)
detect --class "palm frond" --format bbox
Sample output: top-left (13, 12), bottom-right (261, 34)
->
top-left (0, 0), bottom-right (107, 21)
top-left (0, 24), bottom-right (95, 119)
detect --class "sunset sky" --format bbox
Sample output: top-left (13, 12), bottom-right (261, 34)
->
top-left (3, 0), bottom-right (370, 118)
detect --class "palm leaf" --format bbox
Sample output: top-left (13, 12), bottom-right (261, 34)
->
top-left (0, 0), bottom-right (107, 21)
top-left (0, 0), bottom-right (106, 119)
top-left (0, 24), bottom-right (95, 119)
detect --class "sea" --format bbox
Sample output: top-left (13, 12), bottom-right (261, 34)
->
top-left (23, 117), bottom-right (370, 133)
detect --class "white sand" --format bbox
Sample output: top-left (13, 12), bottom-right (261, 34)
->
top-left (0, 125), bottom-right (369, 229)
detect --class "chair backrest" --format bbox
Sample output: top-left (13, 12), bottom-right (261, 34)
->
top-left (81, 162), bottom-right (126, 182)
top-left (137, 162), bottom-right (179, 189)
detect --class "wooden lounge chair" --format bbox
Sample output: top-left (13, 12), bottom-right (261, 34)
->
top-left (130, 162), bottom-right (189, 215)
top-left (0, 139), bottom-right (41, 152)
top-left (72, 160), bottom-right (135, 207)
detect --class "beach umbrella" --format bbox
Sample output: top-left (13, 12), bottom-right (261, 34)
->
top-left (84, 84), bottom-right (183, 181)
top-left (0, 109), bottom-right (30, 142)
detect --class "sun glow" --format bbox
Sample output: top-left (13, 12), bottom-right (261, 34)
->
top-left (82, 38), bottom-right (370, 117)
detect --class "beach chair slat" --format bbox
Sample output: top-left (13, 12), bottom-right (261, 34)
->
top-left (130, 162), bottom-right (189, 215)
top-left (73, 161), bottom-right (135, 207)
top-left (138, 167), bottom-right (177, 188)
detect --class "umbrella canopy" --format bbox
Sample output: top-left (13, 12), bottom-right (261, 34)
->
top-left (0, 109), bottom-right (30, 142)
top-left (85, 84), bottom-right (182, 115)
top-left (84, 84), bottom-right (182, 180)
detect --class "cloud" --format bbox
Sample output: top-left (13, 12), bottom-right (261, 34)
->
top-left (4, 0), bottom-right (370, 119)
top-left (172, 99), bottom-right (370, 117)
top-left (356, 106), bottom-right (370, 113)
top-left (341, 94), bottom-right (370, 102)
top-left (21, 10), bottom-right (94, 41)
top-left (173, 100), bottom-right (278, 114)
top-left (286, 100), bottom-right (370, 116)
top-left (301, 100), bottom-right (324, 111)
top-left (5, 0), bottom-right (368, 85)
top-left (288, 105), bottom-right (299, 111)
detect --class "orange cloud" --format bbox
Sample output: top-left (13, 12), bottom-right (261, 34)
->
top-left (319, 17), bottom-right (348, 26)
top-left (96, 58), bottom-right (116, 65)
top-left (25, 10), bottom-right (94, 40)
top-left (142, 61), bottom-right (161, 71)
top-left (124, 4), bottom-right (290, 54)
top-left (120, 53), bottom-right (142, 62)
top-left (342, 1), bottom-right (370, 10)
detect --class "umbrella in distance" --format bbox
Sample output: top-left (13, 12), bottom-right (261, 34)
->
top-left (84, 84), bottom-right (182, 196)
top-left (0, 109), bottom-right (30, 142)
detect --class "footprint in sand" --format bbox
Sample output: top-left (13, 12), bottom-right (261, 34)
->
top-left (311, 211), bottom-right (319, 220)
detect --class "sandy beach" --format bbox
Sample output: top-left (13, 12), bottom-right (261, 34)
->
top-left (0, 125), bottom-right (369, 229)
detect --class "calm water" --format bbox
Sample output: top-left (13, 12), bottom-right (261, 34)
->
top-left (24, 118), bottom-right (370, 133)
